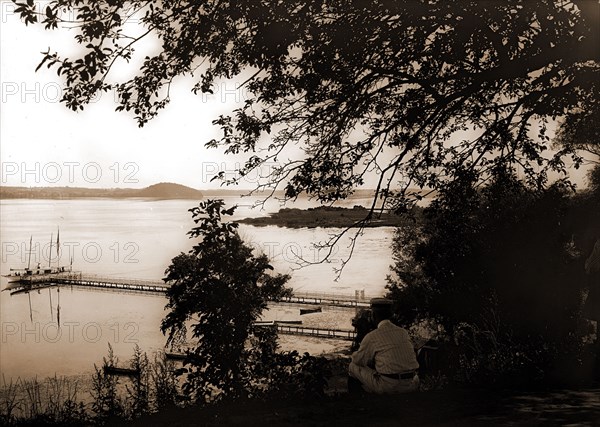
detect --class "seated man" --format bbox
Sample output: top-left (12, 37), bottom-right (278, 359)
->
top-left (348, 298), bottom-right (419, 394)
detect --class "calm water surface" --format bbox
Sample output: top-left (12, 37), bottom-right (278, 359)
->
top-left (0, 197), bottom-right (395, 379)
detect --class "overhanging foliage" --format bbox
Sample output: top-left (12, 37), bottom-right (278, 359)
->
top-left (12, 0), bottom-right (600, 212)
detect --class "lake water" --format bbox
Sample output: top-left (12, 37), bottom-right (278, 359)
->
top-left (0, 197), bottom-right (396, 379)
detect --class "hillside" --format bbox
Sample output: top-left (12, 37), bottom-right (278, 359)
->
top-left (0, 182), bottom-right (204, 200)
top-left (136, 182), bottom-right (204, 199)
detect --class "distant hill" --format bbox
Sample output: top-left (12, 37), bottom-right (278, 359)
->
top-left (136, 183), bottom-right (204, 199)
top-left (0, 183), bottom-right (204, 200)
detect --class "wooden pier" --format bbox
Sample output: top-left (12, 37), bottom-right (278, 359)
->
top-left (7, 273), bottom-right (169, 295)
top-left (271, 323), bottom-right (356, 341)
top-left (59, 274), bottom-right (170, 294)
top-left (254, 321), bottom-right (355, 340)
top-left (165, 322), bottom-right (356, 360)
top-left (281, 291), bottom-right (370, 308)
top-left (6, 274), bottom-right (372, 308)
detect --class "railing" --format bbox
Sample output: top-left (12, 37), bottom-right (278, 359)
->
top-left (280, 291), bottom-right (371, 308)
top-left (257, 323), bottom-right (356, 341)
top-left (292, 290), bottom-right (370, 303)
top-left (77, 274), bottom-right (166, 287)
top-left (6, 272), bottom-right (170, 295)
top-left (6, 274), bottom-right (378, 308)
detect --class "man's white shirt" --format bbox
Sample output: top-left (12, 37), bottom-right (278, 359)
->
top-left (351, 319), bottom-right (419, 374)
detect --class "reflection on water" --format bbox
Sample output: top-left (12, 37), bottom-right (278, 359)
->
top-left (1, 198), bottom-right (395, 379)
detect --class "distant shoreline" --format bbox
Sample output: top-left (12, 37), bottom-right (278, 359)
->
top-left (0, 182), bottom-right (205, 200)
top-left (0, 185), bottom-right (381, 201)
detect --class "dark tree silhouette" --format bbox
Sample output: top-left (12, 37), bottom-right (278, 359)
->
top-left (12, 0), bottom-right (599, 213)
top-left (161, 200), bottom-right (292, 402)
top-left (387, 168), bottom-right (595, 385)
top-left (555, 102), bottom-right (600, 165)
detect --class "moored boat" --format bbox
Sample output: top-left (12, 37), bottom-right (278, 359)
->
top-left (5, 265), bottom-right (73, 283)
top-left (3, 230), bottom-right (73, 285)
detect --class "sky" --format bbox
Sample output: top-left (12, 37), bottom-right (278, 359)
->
top-left (0, 1), bottom-right (592, 191)
top-left (0, 1), bottom-right (259, 190)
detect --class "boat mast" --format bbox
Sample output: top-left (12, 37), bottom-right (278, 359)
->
top-left (28, 291), bottom-right (33, 322)
top-left (48, 233), bottom-right (53, 268)
top-left (27, 235), bottom-right (32, 270)
top-left (57, 287), bottom-right (60, 327)
top-left (56, 227), bottom-right (60, 266)
top-left (49, 288), bottom-right (53, 321)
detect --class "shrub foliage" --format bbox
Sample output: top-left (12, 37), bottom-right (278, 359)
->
top-left (388, 169), bottom-right (598, 385)
top-left (161, 199), bottom-right (328, 402)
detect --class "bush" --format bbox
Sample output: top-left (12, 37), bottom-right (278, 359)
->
top-left (90, 344), bottom-right (124, 422)
top-left (161, 200), bottom-right (332, 403)
top-left (387, 170), bottom-right (594, 386)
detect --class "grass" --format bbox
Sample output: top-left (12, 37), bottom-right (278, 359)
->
top-left (111, 384), bottom-right (600, 426)
top-left (0, 375), bottom-right (87, 426)
top-left (3, 364), bottom-right (600, 426)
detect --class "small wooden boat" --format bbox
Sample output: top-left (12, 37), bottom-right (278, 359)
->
top-left (103, 365), bottom-right (140, 376)
top-left (165, 352), bottom-right (187, 361)
top-left (300, 307), bottom-right (322, 315)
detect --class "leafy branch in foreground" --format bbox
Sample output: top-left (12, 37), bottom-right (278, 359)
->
top-left (13, 0), bottom-right (599, 212)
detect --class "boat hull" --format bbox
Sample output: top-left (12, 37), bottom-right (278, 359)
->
top-left (3, 267), bottom-right (75, 287)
